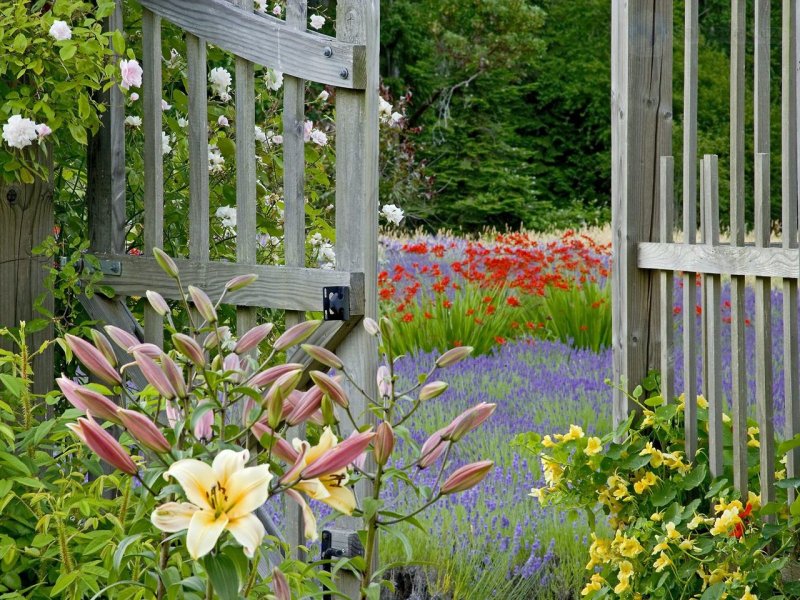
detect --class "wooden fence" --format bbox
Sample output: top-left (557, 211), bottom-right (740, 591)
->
top-left (612, 1), bottom-right (800, 504)
top-left (88, 0), bottom-right (379, 595)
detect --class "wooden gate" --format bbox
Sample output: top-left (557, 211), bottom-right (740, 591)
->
top-left (88, 0), bottom-right (379, 594)
top-left (612, 1), bottom-right (800, 504)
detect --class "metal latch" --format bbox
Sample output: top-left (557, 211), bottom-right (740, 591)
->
top-left (321, 529), bottom-right (363, 599)
top-left (59, 257), bottom-right (122, 277)
top-left (323, 286), bottom-right (350, 321)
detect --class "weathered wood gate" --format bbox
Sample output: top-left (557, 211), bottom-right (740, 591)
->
top-left (612, 0), bottom-right (800, 505)
top-left (89, 0), bottom-right (379, 595)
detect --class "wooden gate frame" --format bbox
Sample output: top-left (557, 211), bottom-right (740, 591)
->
top-left (612, 1), bottom-right (800, 504)
top-left (87, 0), bottom-right (379, 595)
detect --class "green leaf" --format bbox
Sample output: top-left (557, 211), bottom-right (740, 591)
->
top-left (704, 477), bottom-right (729, 499)
top-left (190, 402), bottom-right (215, 432)
top-left (216, 137), bottom-right (236, 160)
top-left (113, 534), bottom-right (142, 571)
top-left (59, 43), bottom-right (77, 61)
top-left (111, 30), bottom-right (125, 54)
top-left (650, 481), bottom-right (677, 507)
top-left (778, 434), bottom-right (800, 455)
top-left (776, 477), bottom-right (800, 489)
top-left (12, 33), bottom-right (27, 53)
top-left (78, 94), bottom-right (91, 121)
top-left (681, 463), bottom-right (707, 490)
top-left (0, 373), bottom-right (23, 398)
top-left (204, 554), bottom-right (240, 600)
top-left (0, 452), bottom-right (31, 475)
top-left (50, 571), bottom-right (81, 596)
top-left (790, 495), bottom-right (800, 517)
top-left (700, 583), bottom-right (726, 600)
top-left (69, 123), bottom-right (87, 145)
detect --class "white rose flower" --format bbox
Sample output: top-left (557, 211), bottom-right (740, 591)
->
top-left (255, 0), bottom-right (267, 12)
top-left (208, 145), bottom-right (225, 173)
top-left (124, 116), bottom-right (142, 127)
top-left (161, 131), bottom-right (173, 154)
top-left (254, 126), bottom-right (267, 143)
top-left (272, 4), bottom-right (282, 16)
top-left (309, 14), bottom-right (325, 30)
top-left (209, 67), bottom-right (232, 99)
top-left (381, 204), bottom-right (404, 226)
top-left (49, 20), bottom-right (72, 41)
top-left (177, 117), bottom-right (189, 128)
top-left (317, 90), bottom-right (330, 102)
top-left (310, 129), bottom-right (328, 147)
top-left (391, 111), bottom-right (403, 125)
top-left (264, 69), bottom-right (283, 92)
top-left (379, 97), bottom-right (393, 118)
top-left (217, 115), bottom-right (229, 127)
top-left (215, 206), bottom-right (237, 229)
top-left (2, 115), bottom-right (37, 149)
top-left (161, 99), bottom-right (171, 111)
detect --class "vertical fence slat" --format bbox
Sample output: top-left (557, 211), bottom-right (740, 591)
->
top-left (186, 34), bottom-right (209, 262)
top-left (783, 0), bottom-right (800, 502)
top-left (335, 0), bottom-right (380, 593)
top-left (755, 152), bottom-right (775, 509)
top-left (282, 0), bottom-right (308, 555)
top-left (729, 0), bottom-right (748, 500)
top-left (703, 156), bottom-right (723, 476)
top-left (142, 9), bottom-right (164, 347)
top-left (682, 0), bottom-right (699, 459)
top-left (659, 156), bottom-right (674, 403)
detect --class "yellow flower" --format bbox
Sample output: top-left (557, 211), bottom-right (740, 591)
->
top-left (151, 449), bottom-right (272, 559)
top-left (650, 511), bottom-right (664, 522)
top-left (678, 539), bottom-right (699, 552)
top-left (586, 534), bottom-right (612, 569)
top-left (542, 434), bottom-right (556, 448)
top-left (292, 427), bottom-right (358, 516)
top-left (640, 442), bottom-right (664, 468)
top-left (747, 426), bottom-right (759, 436)
top-left (748, 491), bottom-right (761, 511)
top-left (687, 514), bottom-right (705, 530)
top-left (529, 487), bottom-right (546, 503)
top-left (562, 424), bottom-right (585, 442)
top-left (652, 539), bottom-right (669, 554)
top-left (710, 508), bottom-right (742, 536)
top-left (581, 573), bottom-right (605, 596)
top-left (776, 469), bottom-right (787, 481)
top-left (613, 560), bottom-right (634, 594)
top-left (642, 410), bottom-right (656, 427)
top-left (653, 551), bottom-right (672, 573)
top-left (584, 436), bottom-right (602, 456)
top-left (748, 438), bottom-right (760, 448)
top-left (714, 498), bottom-right (743, 514)
top-left (697, 395), bottom-right (709, 409)
top-left (722, 413), bottom-right (731, 424)
top-left (633, 471), bottom-right (659, 494)
top-left (741, 585), bottom-right (757, 600)
top-left (665, 522), bottom-right (681, 540)
top-left (542, 457), bottom-right (564, 487)
top-left (617, 536), bottom-right (644, 558)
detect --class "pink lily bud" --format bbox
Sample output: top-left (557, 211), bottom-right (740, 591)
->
top-left (187, 286), bottom-right (217, 324)
top-left (128, 343), bottom-right (162, 359)
top-left (309, 371), bottom-right (348, 408)
top-left (419, 381), bottom-right (448, 401)
top-left (418, 428), bottom-right (449, 469)
top-left (273, 320), bottom-right (322, 351)
top-left (373, 421), bottom-right (395, 466)
top-left (146, 290), bottom-right (170, 316)
top-left (235, 323), bottom-right (274, 355)
top-left (308, 409), bottom-right (325, 426)
top-left (171, 333), bottom-right (205, 367)
top-left (377, 366), bottom-right (392, 399)
top-left (286, 385), bottom-right (324, 425)
top-left (202, 326), bottom-right (230, 350)
top-left (440, 460), bottom-right (494, 494)
top-left (363, 317), bottom-right (380, 336)
top-left (67, 413), bottom-right (137, 475)
top-left (152, 247), bottom-right (179, 278)
top-left (280, 442), bottom-right (309, 484)
top-left (89, 329), bottom-right (117, 367)
top-left (56, 377), bottom-right (120, 423)
top-left (271, 567), bottom-right (290, 600)
top-left (301, 344), bottom-right (343, 370)
top-left (251, 422), bottom-right (298, 462)
top-left (222, 354), bottom-right (243, 384)
top-left (166, 400), bottom-right (182, 427)
top-left (104, 325), bottom-right (139, 352)
top-left (65, 334), bottom-right (121, 387)
top-left (264, 368), bottom-right (303, 406)
top-left (225, 273), bottom-right (258, 292)
top-left (443, 402), bottom-right (496, 442)
top-left (193, 404), bottom-right (214, 440)
top-left (435, 346), bottom-right (474, 368)
top-left (117, 408), bottom-right (171, 453)
top-left (248, 363), bottom-right (304, 388)
top-left (134, 351), bottom-right (176, 399)
top-left (282, 390), bottom-right (302, 420)
top-left (301, 429), bottom-right (375, 479)
top-left (160, 354), bottom-right (187, 398)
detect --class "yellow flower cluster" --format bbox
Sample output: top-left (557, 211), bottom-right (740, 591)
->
top-left (709, 498), bottom-right (745, 537)
top-left (580, 573), bottom-right (606, 596)
top-left (747, 426), bottom-right (759, 448)
top-left (638, 443), bottom-right (691, 474)
top-left (633, 471), bottom-right (658, 494)
top-left (697, 564), bottom-right (743, 589)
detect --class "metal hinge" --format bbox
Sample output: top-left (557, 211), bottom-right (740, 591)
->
top-left (323, 286), bottom-right (350, 321)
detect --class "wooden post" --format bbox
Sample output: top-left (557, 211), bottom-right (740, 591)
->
top-left (335, 0), bottom-right (380, 596)
top-left (611, 0), bottom-right (672, 424)
top-left (0, 172), bottom-right (54, 397)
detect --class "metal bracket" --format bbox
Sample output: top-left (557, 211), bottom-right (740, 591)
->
top-left (323, 286), bottom-right (350, 321)
top-left (59, 257), bottom-right (122, 277)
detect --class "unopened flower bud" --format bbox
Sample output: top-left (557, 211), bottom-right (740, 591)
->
top-left (310, 371), bottom-right (349, 408)
top-left (235, 323), bottom-right (274, 355)
top-left (153, 247), bottom-right (179, 278)
top-left (419, 381), bottom-right (448, 401)
top-left (440, 461), bottom-right (493, 494)
top-left (377, 365), bottom-right (392, 399)
top-left (104, 325), bottom-right (140, 352)
top-left (57, 376), bottom-right (120, 423)
top-left (67, 413), bottom-right (137, 475)
top-left (117, 408), bottom-right (171, 453)
top-left (418, 429), bottom-right (449, 469)
top-left (134, 351), bottom-right (176, 399)
top-left (301, 344), bottom-right (343, 369)
top-left (202, 326), bottom-right (230, 350)
top-left (373, 422), bottom-right (395, 466)
top-left (271, 568), bottom-right (290, 600)
top-left (161, 354), bottom-right (187, 398)
top-left (286, 385), bottom-right (324, 426)
top-left (252, 422), bottom-right (298, 462)
top-left (320, 395), bottom-right (336, 426)
top-left (301, 428), bottom-right (375, 479)
top-left (363, 317), bottom-right (380, 336)
top-left (187, 286), bottom-right (217, 324)
top-left (273, 320), bottom-right (322, 351)
top-left (443, 402), bottom-right (496, 442)
top-left (65, 334), bottom-right (121, 387)
top-left (146, 290), bottom-right (170, 316)
top-left (89, 329), bottom-right (117, 367)
top-left (193, 403), bottom-right (214, 440)
top-left (172, 333), bottom-right (205, 367)
top-left (435, 346), bottom-right (474, 368)
top-left (379, 316), bottom-right (394, 341)
top-left (225, 273), bottom-right (259, 292)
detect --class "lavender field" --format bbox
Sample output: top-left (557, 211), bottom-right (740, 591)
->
top-left (372, 234), bottom-right (794, 599)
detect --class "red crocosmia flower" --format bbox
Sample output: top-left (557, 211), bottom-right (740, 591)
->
top-left (745, 318), bottom-right (752, 326)
top-left (452, 340), bottom-right (462, 347)
top-left (402, 313), bottom-right (413, 323)
top-left (482, 296), bottom-right (493, 304)
top-left (423, 311), bottom-right (433, 319)
top-left (485, 305), bottom-right (496, 315)
top-left (506, 296), bottom-right (521, 307)
top-left (473, 318), bottom-right (483, 325)
top-left (673, 306), bottom-right (682, 315)
top-left (695, 305), bottom-right (702, 316)
top-left (443, 299), bottom-right (452, 309)
top-left (579, 325), bottom-right (589, 331)
top-left (494, 336), bottom-right (507, 345)
top-left (525, 321), bottom-right (535, 329)
top-left (465, 308), bottom-right (475, 316)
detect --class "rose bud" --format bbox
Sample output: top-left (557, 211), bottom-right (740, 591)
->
top-left (419, 381), bottom-right (448, 402)
top-left (373, 422), bottom-right (395, 466)
top-left (301, 344), bottom-right (344, 370)
top-left (89, 329), bottom-right (117, 367)
top-left (172, 333), bottom-right (205, 367)
top-left (273, 320), bottom-right (322, 351)
top-left (65, 334), bottom-right (121, 387)
top-left (435, 346), bottom-right (474, 368)
top-left (57, 377), bottom-right (120, 423)
top-left (146, 290), bottom-right (170, 317)
top-left (309, 371), bottom-right (349, 408)
top-left (104, 325), bottom-right (140, 352)
top-left (187, 286), bottom-right (217, 324)
top-left (67, 413), bottom-right (137, 475)
top-left (152, 247), bottom-right (179, 278)
top-left (440, 461), bottom-right (494, 494)
top-left (117, 408), bottom-right (171, 453)
top-left (235, 323), bottom-right (274, 355)
top-left (225, 273), bottom-right (258, 292)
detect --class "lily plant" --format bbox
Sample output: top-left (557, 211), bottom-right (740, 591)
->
top-left (58, 248), bottom-right (494, 600)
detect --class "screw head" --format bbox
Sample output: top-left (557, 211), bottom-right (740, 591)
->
top-left (323, 46), bottom-right (333, 58)
top-left (6, 188), bottom-right (17, 204)
top-left (339, 68), bottom-right (349, 80)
